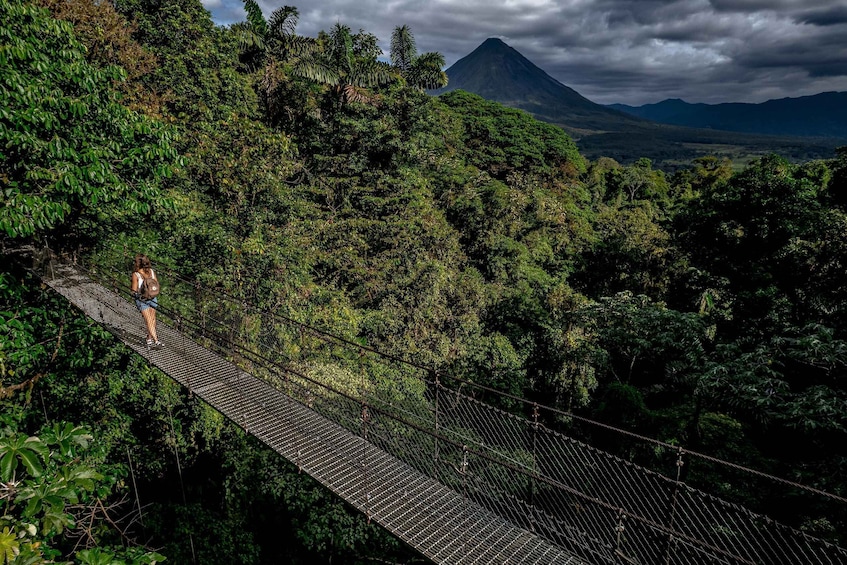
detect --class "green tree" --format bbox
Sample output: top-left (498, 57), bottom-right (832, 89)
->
top-left (390, 25), bottom-right (447, 90)
top-left (573, 200), bottom-right (682, 299)
top-left (597, 158), bottom-right (671, 208)
top-left (35, 0), bottom-right (161, 115)
top-left (698, 324), bottom-right (847, 435)
top-left (0, 419), bottom-right (165, 564)
top-left (240, 0), bottom-right (267, 48)
top-left (670, 155), bottom-right (733, 201)
top-left (234, 2), bottom-right (312, 75)
top-left (572, 292), bottom-right (708, 390)
top-left (115, 0), bottom-right (256, 123)
top-left (681, 155), bottom-right (822, 267)
top-left (678, 154), bottom-right (829, 338)
top-left (821, 146), bottom-right (847, 214)
top-left (232, 5), bottom-right (324, 135)
top-left (318, 23), bottom-right (395, 106)
top-left (437, 90), bottom-right (585, 179)
top-left (0, 0), bottom-right (178, 240)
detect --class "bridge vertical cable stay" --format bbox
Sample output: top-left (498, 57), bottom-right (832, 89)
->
top-left (19, 247), bottom-right (847, 565)
top-left (660, 448), bottom-right (685, 565)
top-left (433, 371), bottom-right (441, 484)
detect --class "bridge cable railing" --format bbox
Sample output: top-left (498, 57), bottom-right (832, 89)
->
top-left (105, 252), bottom-right (847, 505)
top-left (39, 248), bottom-right (847, 565)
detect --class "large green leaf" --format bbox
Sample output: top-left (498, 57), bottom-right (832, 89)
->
top-left (76, 548), bottom-right (116, 565)
top-left (0, 451), bottom-right (14, 482)
top-left (16, 448), bottom-right (42, 478)
top-left (0, 527), bottom-right (20, 564)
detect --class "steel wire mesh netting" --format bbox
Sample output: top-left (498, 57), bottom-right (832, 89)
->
top-left (61, 253), bottom-right (847, 565)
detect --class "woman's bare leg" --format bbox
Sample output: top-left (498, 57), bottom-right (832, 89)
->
top-left (141, 308), bottom-right (158, 341)
top-left (151, 309), bottom-right (158, 342)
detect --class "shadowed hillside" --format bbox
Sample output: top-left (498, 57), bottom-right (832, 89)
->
top-left (609, 92), bottom-right (847, 138)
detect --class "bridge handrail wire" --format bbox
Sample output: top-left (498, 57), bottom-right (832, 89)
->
top-left (107, 252), bottom-right (847, 505)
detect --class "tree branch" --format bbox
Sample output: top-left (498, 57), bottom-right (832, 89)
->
top-left (0, 321), bottom-right (64, 400)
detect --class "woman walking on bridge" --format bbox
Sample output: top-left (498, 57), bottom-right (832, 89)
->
top-left (131, 254), bottom-right (163, 349)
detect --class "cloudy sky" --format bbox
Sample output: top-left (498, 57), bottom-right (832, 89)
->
top-left (201, 0), bottom-right (847, 106)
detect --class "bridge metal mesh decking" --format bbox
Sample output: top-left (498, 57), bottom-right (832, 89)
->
top-left (22, 249), bottom-right (847, 565)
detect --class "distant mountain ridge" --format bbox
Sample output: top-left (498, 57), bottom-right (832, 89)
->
top-left (432, 38), bottom-right (845, 167)
top-left (609, 93), bottom-right (847, 138)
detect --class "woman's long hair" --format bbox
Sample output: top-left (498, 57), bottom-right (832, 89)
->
top-left (134, 254), bottom-right (152, 275)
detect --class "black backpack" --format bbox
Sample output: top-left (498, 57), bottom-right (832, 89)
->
top-left (139, 271), bottom-right (160, 300)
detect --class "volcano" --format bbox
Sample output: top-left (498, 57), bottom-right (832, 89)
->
top-left (431, 38), bottom-right (645, 135)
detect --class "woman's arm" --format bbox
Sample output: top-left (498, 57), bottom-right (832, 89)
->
top-left (131, 272), bottom-right (139, 293)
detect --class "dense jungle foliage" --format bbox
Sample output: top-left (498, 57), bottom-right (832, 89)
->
top-left (2, 0), bottom-right (847, 562)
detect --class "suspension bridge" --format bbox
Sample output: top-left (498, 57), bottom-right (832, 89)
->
top-left (19, 248), bottom-right (847, 565)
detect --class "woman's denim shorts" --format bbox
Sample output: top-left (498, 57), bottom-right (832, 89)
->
top-left (135, 297), bottom-right (159, 312)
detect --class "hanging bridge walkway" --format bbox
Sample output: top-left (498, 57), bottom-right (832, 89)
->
top-left (21, 249), bottom-right (847, 565)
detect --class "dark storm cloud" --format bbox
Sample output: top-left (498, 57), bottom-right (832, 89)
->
top-left (734, 29), bottom-right (847, 78)
top-left (797, 6), bottom-right (847, 26)
top-left (202, 0), bottom-right (847, 105)
top-left (708, 0), bottom-right (834, 13)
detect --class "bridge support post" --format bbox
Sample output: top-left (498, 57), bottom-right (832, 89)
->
top-left (460, 444), bottom-right (468, 501)
top-left (433, 370), bottom-right (440, 481)
top-left (361, 402), bottom-right (371, 523)
top-left (613, 508), bottom-right (628, 563)
top-left (530, 403), bottom-right (539, 533)
top-left (662, 447), bottom-right (685, 565)
top-left (177, 316), bottom-right (191, 393)
top-left (191, 281), bottom-right (202, 339)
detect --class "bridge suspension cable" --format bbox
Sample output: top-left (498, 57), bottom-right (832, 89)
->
top-left (119, 249), bottom-right (847, 505)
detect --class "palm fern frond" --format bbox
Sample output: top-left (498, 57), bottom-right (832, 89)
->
top-left (408, 67), bottom-right (448, 90)
top-left (351, 60), bottom-right (396, 88)
top-left (415, 51), bottom-right (446, 70)
top-left (390, 25), bottom-right (416, 72)
top-left (242, 0), bottom-right (267, 38)
top-left (341, 84), bottom-right (375, 105)
top-left (327, 23), bottom-right (354, 75)
top-left (268, 5), bottom-right (298, 40)
top-left (232, 21), bottom-right (265, 51)
top-left (292, 59), bottom-right (339, 86)
top-left (287, 36), bottom-right (320, 58)
top-left (409, 52), bottom-right (448, 89)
